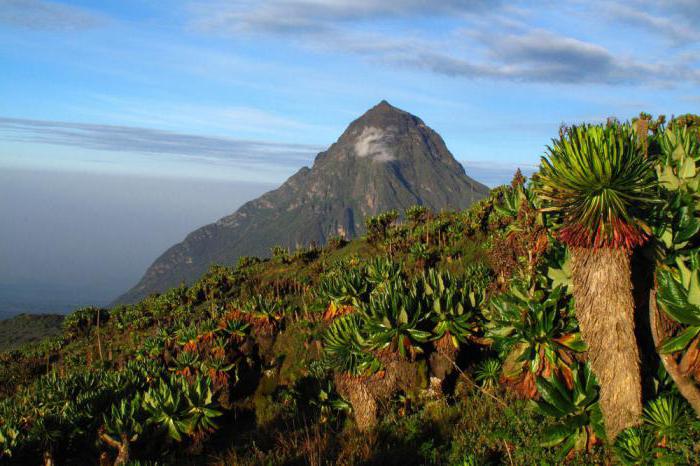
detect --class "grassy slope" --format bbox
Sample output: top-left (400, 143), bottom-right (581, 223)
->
top-left (0, 313), bottom-right (64, 352)
top-left (1, 190), bottom-right (698, 465)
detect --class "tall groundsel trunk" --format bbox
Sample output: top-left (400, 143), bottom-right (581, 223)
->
top-left (570, 246), bottom-right (642, 439)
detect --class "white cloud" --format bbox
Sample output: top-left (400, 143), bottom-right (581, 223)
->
top-left (606, 3), bottom-right (699, 44)
top-left (187, 0), bottom-right (700, 86)
top-left (336, 28), bottom-right (697, 85)
top-left (190, 0), bottom-right (494, 34)
top-left (353, 126), bottom-right (395, 162)
top-left (0, 0), bottom-right (104, 30)
top-left (0, 117), bottom-right (322, 168)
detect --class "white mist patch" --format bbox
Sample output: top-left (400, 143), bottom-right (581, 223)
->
top-left (353, 126), bottom-right (396, 162)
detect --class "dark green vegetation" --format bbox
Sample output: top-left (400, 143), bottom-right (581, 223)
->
top-left (0, 314), bottom-right (63, 352)
top-left (116, 101), bottom-right (488, 304)
top-left (2, 113), bottom-right (700, 465)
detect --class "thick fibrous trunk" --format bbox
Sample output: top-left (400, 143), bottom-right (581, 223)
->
top-left (570, 247), bottom-right (642, 440)
top-left (428, 334), bottom-right (456, 381)
top-left (334, 374), bottom-right (378, 431)
top-left (334, 357), bottom-right (423, 431)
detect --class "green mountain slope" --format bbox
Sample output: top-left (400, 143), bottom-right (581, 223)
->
top-left (0, 313), bottom-right (63, 352)
top-left (4, 114), bottom-right (698, 465)
top-left (115, 101), bottom-right (488, 304)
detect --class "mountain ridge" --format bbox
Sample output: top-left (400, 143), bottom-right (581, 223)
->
top-left (115, 101), bottom-right (489, 304)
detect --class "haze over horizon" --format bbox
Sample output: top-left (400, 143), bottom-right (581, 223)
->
top-left (0, 168), bottom-right (275, 316)
top-left (1, 0), bottom-right (699, 314)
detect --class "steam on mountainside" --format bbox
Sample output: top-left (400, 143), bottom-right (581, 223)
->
top-left (116, 101), bottom-right (488, 304)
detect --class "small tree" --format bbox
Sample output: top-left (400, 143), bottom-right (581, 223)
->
top-left (270, 245), bottom-right (290, 264)
top-left (365, 210), bottom-right (399, 244)
top-left (100, 395), bottom-right (145, 465)
top-left (535, 123), bottom-right (656, 438)
top-left (405, 205), bottom-right (429, 230)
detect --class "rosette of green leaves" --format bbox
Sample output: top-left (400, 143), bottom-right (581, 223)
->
top-left (613, 428), bottom-right (660, 466)
top-left (534, 364), bottom-right (605, 460)
top-left (322, 314), bottom-right (380, 375)
top-left (317, 268), bottom-right (369, 308)
top-left (652, 126), bottom-right (700, 264)
top-left (361, 280), bottom-right (432, 358)
top-left (656, 264), bottom-right (700, 355)
top-left (103, 394), bottom-right (145, 445)
top-left (365, 256), bottom-right (402, 288)
top-left (486, 280), bottom-right (586, 377)
top-left (419, 269), bottom-right (480, 347)
top-left (180, 376), bottom-right (222, 434)
top-left (143, 378), bottom-right (191, 442)
top-left (643, 396), bottom-right (688, 442)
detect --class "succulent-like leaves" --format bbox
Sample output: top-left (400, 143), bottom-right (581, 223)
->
top-left (643, 396), bottom-right (688, 440)
top-left (536, 124), bottom-right (656, 249)
top-left (656, 126), bottom-right (700, 192)
top-left (143, 378), bottom-right (190, 442)
top-left (474, 358), bottom-right (501, 389)
top-left (546, 246), bottom-right (572, 290)
top-left (365, 256), bottom-right (402, 287)
top-left (172, 350), bottom-right (200, 373)
top-left (322, 314), bottom-right (379, 375)
top-left (534, 364), bottom-right (605, 459)
top-left (361, 281), bottom-right (431, 358)
top-left (318, 268), bottom-right (369, 308)
top-left (420, 269), bottom-right (480, 346)
top-left (180, 376), bottom-right (222, 434)
top-left (103, 394), bottom-right (145, 442)
top-left (218, 317), bottom-right (249, 340)
top-left (656, 268), bottom-right (700, 354)
top-left (613, 428), bottom-right (660, 466)
top-left (487, 281), bottom-right (584, 377)
top-left (494, 184), bottom-right (525, 218)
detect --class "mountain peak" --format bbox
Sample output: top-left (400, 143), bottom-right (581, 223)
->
top-left (360, 99), bottom-right (411, 121)
top-left (374, 99), bottom-right (395, 110)
top-left (338, 101), bottom-right (423, 151)
top-left (115, 103), bottom-right (489, 304)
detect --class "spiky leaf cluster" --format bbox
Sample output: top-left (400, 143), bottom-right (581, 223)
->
top-left (536, 124), bottom-right (656, 249)
top-left (361, 280), bottom-right (432, 358)
top-left (486, 279), bottom-right (585, 378)
top-left (534, 364), bottom-right (605, 460)
top-left (322, 315), bottom-right (379, 375)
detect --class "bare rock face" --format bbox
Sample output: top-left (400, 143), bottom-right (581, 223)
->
top-left (115, 100), bottom-right (489, 304)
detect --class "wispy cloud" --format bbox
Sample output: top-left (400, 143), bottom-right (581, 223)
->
top-left (606, 2), bottom-right (699, 44)
top-left (188, 0), bottom-right (700, 86)
top-left (0, 117), bottom-right (322, 169)
top-left (425, 29), bottom-right (696, 85)
top-left (353, 126), bottom-right (396, 162)
top-left (0, 0), bottom-right (104, 30)
top-left (69, 94), bottom-right (331, 142)
top-left (191, 0), bottom-right (495, 34)
top-left (303, 27), bottom-right (698, 85)
top-left (655, 0), bottom-right (700, 23)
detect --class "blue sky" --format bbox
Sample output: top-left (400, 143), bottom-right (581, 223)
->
top-left (1, 0), bottom-right (699, 185)
top-left (1, 0), bottom-right (699, 313)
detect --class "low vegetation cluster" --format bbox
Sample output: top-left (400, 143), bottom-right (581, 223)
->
top-left (1, 113), bottom-right (700, 465)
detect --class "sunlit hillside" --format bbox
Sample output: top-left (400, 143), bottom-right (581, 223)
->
top-left (1, 114), bottom-right (700, 465)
